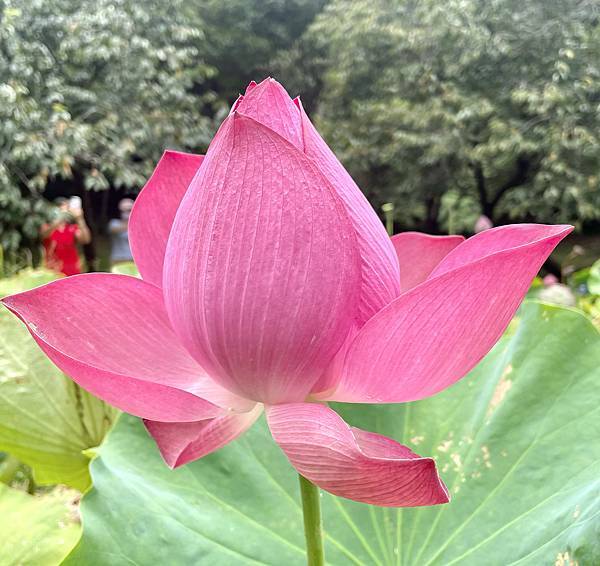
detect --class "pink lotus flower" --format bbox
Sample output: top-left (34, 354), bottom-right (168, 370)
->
top-left (2, 79), bottom-right (571, 507)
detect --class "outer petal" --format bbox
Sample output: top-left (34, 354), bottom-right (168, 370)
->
top-left (266, 403), bottom-right (449, 507)
top-left (129, 150), bottom-right (204, 286)
top-left (163, 113), bottom-right (360, 404)
top-left (145, 404), bottom-right (262, 468)
top-left (391, 232), bottom-right (464, 291)
top-left (235, 78), bottom-right (303, 150)
top-left (297, 98), bottom-right (401, 324)
top-left (429, 224), bottom-right (566, 279)
top-left (1, 274), bottom-right (250, 421)
top-left (330, 224), bottom-right (572, 403)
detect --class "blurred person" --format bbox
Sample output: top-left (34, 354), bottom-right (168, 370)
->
top-left (538, 271), bottom-right (576, 307)
top-left (542, 274), bottom-right (559, 286)
top-left (40, 197), bottom-right (91, 276)
top-left (108, 198), bottom-right (134, 265)
top-left (474, 214), bottom-right (493, 233)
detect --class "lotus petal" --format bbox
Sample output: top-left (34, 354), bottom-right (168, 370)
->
top-left (296, 98), bottom-right (401, 324)
top-left (235, 78), bottom-right (303, 149)
top-left (163, 113), bottom-right (360, 404)
top-left (267, 403), bottom-right (449, 507)
top-left (1, 274), bottom-right (250, 421)
top-left (145, 404), bottom-right (262, 468)
top-left (428, 224), bottom-right (568, 279)
top-left (391, 232), bottom-right (464, 291)
top-left (129, 151), bottom-right (204, 286)
top-left (329, 224), bottom-right (572, 403)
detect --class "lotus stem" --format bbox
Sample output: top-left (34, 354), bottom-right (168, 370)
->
top-left (299, 474), bottom-right (325, 566)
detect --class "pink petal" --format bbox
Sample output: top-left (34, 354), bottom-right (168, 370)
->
top-left (145, 404), bottom-right (262, 468)
top-left (1, 274), bottom-right (251, 421)
top-left (429, 224), bottom-right (567, 279)
top-left (266, 403), bottom-right (449, 507)
top-left (230, 94), bottom-right (244, 114)
top-left (310, 324), bottom-right (358, 397)
top-left (234, 78), bottom-right (303, 150)
top-left (129, 150), bottom-right (204, 286)
top-left (297, 98), bottom-right (401, 324)
top-left (330, 224), bottom-right (572, 403)
top-left (163, 113), bottom-right (360, 405)
top-left (391, 232), bottom-right (464, 291)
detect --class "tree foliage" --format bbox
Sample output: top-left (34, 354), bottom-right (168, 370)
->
top-left (301, 0), bottom-right (600, 232)
top-left (1, 0), bottom-right (600, 262)
top-left (200, 0), bottom-right (326, 104)
top-left (0, 0), bottom-right (327, 265)
top-left (0, 0), bottom-right (214, 263)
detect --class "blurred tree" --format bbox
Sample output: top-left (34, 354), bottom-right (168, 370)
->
top-left (298, 0), bottom-right (600, 232)
top-left (3, 0), bottom-right (600, 266)
top-left (0, 0), bottom-right (327, 266)
top-left (199, 0), bottom-right (327, 106)
top-left (0, 0), bottom-right (214, 265)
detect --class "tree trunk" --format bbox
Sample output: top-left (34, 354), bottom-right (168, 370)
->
top-left (423, 195), bottom-right (441, 234)
top-left (472, 156), bottom-right (541, 223)
top-left (472, 161), bottom-right (495, 218)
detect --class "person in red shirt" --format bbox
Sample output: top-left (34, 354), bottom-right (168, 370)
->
top-left (40, 198), bottom-right (92, 276)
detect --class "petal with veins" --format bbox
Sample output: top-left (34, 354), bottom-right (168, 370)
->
top-left (391, 232), bottom-right (464, 291)
top-left (235, 78), bottom-right (303, 150)
top-left (129, 150), bottom-right (203, 286)
top-left (1, 274), bottom-right (250, 421)
top-left (163, 113), bottom-right (360, 404)
top-left (297, 98), bottom-right (401, 324)
top-left (145, 404), bottom-right (262, 468)
top-left (330, 224), bottom-right (572, 403)
top-left (267, 403), bottom-right (449, 507)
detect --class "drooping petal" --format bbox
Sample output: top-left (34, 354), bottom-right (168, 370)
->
top-left (145, 404), bottom-right (262, 468)
top-left (163, 113), bottom-right (360, 405)
top-left (391, 232), bottom-right (464, 291)
top-left (234, 78), bottom-right (303, 150)
top-left (1, 274), bottom-right (251, 421)
top-left (297, 98), bottom-right (401, 324)
top-left (266, 403), bottom-right (449, 507)
top-left (129, 150), bottom-right (204, 286)
top-left (329, 224), bottom-right (572, 403)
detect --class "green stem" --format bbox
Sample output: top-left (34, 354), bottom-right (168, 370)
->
top-left (381, 202), bottom-right (395, 236)
top-left (299, 475), bottom-right (325, 566)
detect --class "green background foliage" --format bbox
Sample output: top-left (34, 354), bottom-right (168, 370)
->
top-left (66, 302), bottom-right (600, 565)
top-left (2, 0), bottom-right (600, 264)
top-left (302, 0), bottom-right (600, 232)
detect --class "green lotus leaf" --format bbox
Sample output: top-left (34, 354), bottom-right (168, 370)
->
top-left (0, 483), bottom-right (80, 565)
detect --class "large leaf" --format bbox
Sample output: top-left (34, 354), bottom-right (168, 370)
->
top-left (67, 302), bottom-right (600, 565)
top-left (0, 269), bottom-right (119, 491)
top-left (0, 483), bottom-right (80, 565)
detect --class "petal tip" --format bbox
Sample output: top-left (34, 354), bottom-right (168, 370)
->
top-left (558, 224), bottom-right (574, 235)
top-left (244, 76), bottom-right (293, 101)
